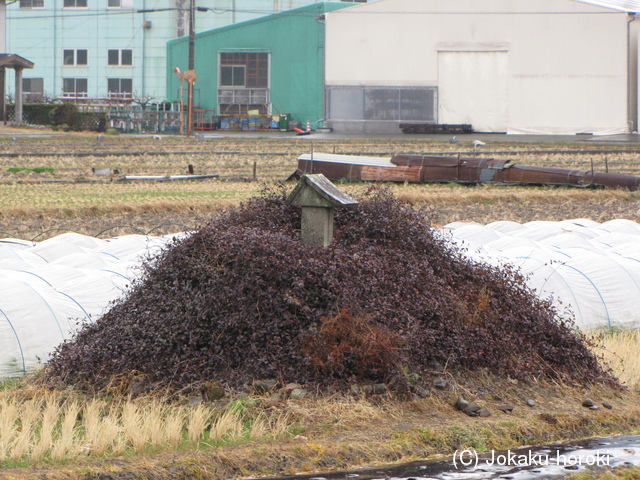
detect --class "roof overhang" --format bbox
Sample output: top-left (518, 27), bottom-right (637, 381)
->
top-left (0, 54), bottom-right (35, 69)
top-left (576, 0), bottom-right (640, 13)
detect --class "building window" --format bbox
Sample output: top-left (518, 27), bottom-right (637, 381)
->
top-left (220, 52), bottom-right (268, 88)
top-left (22, 78), bottom-right (45, 102)
top-left (63, 0), bottom-right (87, 7)
top-left (63, 49), bottom-right (88, 66)
top-left (220, 66), bottom-right (245, 87)
top-left (326, 86), bottom-right (437, 122)
top-left (107, 78), bottom-right (133, 98)
top-left (23, 78), bottom-right (44, 94)
top-left (62, 78), bottom-right (88, 97)
top-left (107, 49), bottom-right (133, 66)
top-left (218, 52), bottom-right (269, 115)
top-left (20, 0), bottom-right (44, 8)
top-left (108, 0), bottom-right (134, 8)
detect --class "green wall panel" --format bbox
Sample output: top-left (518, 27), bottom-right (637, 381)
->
top-left (167, 2), bottom-right (349, 129)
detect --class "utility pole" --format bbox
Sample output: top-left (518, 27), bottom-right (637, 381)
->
top-left (186, 0), bottom-right (196, 137)
top-left (188, 0), bottom-right (195, 71)
top-left (138, 3), bottom-right (204, 136)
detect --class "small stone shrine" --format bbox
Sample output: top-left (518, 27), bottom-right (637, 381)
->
top-left (286, 174), bottom-right (358, 247)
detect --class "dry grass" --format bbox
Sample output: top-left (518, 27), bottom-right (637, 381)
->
top-left (0, 182), bottom-right (637, 218)
top-left (0, 135), bottom-right (638, 181)
top-left (566, 466), bottom-right (640, 480)
top-left (393, 183), bottom-right (639, 206)
top-left (1, 135), bottom-right (640, 239)
top-left (0, 182), bottom-right (258, 212)
top-left (50, 400), bottom-right (80, 461)
top-left (0, 367), bottom-right (638, 477)
top-left (0, 325), bottom-right (635, 466)
top-left (286, 394), bottom-right (403, 431)
top-left (208, 410), bottom-right (243, 444)
top-left (591, 329), bottom-right (640, 390)
top-left (0, 393), bottom-right (290, 464)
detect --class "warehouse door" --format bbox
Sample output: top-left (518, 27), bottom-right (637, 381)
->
top-left (438, 51), bottom-right (508, 133)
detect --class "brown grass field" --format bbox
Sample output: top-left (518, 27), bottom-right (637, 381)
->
top-left (1, 130), bottom-right (640, 479)
top-left (1, 131), bottom-right (640, 239)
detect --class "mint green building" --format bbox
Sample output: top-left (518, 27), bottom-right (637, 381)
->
top-left (166, 2), bottom-right (350, 130)
top-left (5, 1), bottom-right (361, 105)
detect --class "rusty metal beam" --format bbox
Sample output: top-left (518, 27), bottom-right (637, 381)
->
top-left (295, 153), bottom-right (640, 190)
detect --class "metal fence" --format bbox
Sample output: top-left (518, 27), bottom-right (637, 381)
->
top-left (5, 103), bottom-right (182, 134)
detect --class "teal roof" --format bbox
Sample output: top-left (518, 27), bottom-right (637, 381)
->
top-left (168, 2), bottom-right (350, 46)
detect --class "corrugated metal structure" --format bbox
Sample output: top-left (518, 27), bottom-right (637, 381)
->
top-left (295, 153), bottom-right (640, 189)
top-left (167, 3), bottom-right (350, 130)
top-left (324, 0), bottom-right (640, 135)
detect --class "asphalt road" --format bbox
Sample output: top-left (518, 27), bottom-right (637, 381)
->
top-left (3, 124), bottom-right (640, 144)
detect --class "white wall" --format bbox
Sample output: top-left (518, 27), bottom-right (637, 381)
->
top-left (0, 2), bottom-right (5, 53)
top-left (325, 0), bottom-right (633, 134)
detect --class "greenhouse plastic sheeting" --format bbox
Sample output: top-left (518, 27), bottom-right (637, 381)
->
top-left (0, 232), bottom-right (180, 378)
top-left (439, 219), bottom-right (640, 330)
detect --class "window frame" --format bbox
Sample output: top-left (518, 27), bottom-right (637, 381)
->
top-left (63, 49), bottom-right (88, 66)
top-left (19, 0), bottom-right (45, 8)
top-left (107, 78), bottom-right (133, 99)
top-left (22, 78), bottom-right (44, 94)
top-left (220, 65), bottom-right (246, 88)
top-left (63, 0), bottom-right (88, 8)
top-left (62, 78), bottom-right (88, 98)
top-left (107, 0), bottom-right (134, 7)
top-left (107, 49), bottom-right (133, 67)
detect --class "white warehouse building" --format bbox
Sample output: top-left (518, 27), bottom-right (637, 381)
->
top-left (324, 0), bottom-right (640, 135)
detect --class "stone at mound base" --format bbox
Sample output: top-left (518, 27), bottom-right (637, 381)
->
top-left (454, 397), bottom-right (469, 411)
top-left (254, 379), bottom-right (278, 393)
top-left (289, 388), bottom-right (309, 400)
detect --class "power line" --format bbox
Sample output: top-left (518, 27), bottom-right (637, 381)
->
top-left (6, 5), bottom-right (351, 21)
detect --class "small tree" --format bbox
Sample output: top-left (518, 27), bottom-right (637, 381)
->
top-left (50, 103), bottom-right (81, 131)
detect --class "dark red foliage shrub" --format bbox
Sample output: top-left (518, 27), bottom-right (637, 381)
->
top-left (44, 185), bottom-right (616, 391)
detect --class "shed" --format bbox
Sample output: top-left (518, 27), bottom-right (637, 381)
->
top-left (166, 2), bottom-right (351, 131)
top-left (324, 0), bottom-right (640, 135)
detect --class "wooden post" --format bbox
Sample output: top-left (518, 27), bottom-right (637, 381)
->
top-left (0, 68), bottom-right (5, 125)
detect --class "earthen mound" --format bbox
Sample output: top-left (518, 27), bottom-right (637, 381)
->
top-left (44, 187), bottom-right (615, 391)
